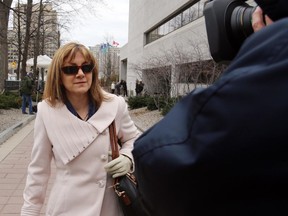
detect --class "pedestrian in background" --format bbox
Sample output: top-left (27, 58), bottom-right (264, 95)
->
top-left (121, 80), bottom-right (128, 97)
top-left (136, 80), bottom-right (144, 96)
top-left (111, 81), bottom-right (115, 94)
top-left (21, 42), bottom-right (140, 216)
top-left (20, 72), bottom-right (34, 115)
top-left (115, 81), bottom-right (121, 95)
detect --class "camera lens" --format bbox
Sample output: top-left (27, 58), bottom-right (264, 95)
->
top-left (204, 0), bottom-right (256, 63)
top-left (230, 5), bottom-right (255, 49)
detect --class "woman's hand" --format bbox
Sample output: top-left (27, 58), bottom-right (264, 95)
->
top-left (104, 154), bottom-right (132, 178)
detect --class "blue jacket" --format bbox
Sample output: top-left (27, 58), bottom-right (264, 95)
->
top-left (132, 18), bottom-right (288, 216)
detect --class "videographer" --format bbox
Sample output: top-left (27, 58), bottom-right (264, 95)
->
top-left (132, 0), bottom-right (288, 215)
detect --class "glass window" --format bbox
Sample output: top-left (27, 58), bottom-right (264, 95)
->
top-left (190, 4), bottom-right (199, 21)
top-left (182, 8), bottom-right (190, 26)
top-left (174, 14), bottom-right (182, 29)
top-left (159, 25), bottom-right (165, 36)
top-left (145, 0), bottom-right (207, 45)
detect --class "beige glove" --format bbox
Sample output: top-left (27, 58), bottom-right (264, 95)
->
top-left (104, 154), bottom-right (132, 178)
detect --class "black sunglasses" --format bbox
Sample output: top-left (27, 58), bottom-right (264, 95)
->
top-left (61, 64), bottom-right (94, 75)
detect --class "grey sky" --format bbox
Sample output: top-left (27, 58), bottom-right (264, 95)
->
top-left (62, 0), bottom-right (129, 47)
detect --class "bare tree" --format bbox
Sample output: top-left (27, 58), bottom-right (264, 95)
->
top-left (97, 34), bottom-right (121, 87)
top-left (20, 0), bottom-right (33, 79)
top-left (8, 1), bottom-right (46, 80)
top-left (52, 0), bottom-right (105, 44)
top-left (14, 0), bottom-right (24, 80)
top-left (0, 0), bottom-right (13, 92)
top-left (130, 39), bottom-right (226, 111)
top-left (1, 0), bottom-right (105, 92)
top-left (32, 0), bottom-right (43, 75)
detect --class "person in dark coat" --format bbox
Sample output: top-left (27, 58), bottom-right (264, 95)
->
top-left (121, 80), bottom-right (128, 97)
top-left (132, 2), bottom-right (288, 216)
top-left (136, 80), bottom-right (144, 96)
top-left (20, 72), bottom-right (34, 114)
top-left (115, 81), bottom-right (121, 95)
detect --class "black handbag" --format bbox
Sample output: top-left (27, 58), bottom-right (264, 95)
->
top-left (108, 120), bottom-right (150, 216)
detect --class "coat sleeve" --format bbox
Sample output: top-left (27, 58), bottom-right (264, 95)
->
top-left (115, 96), bottom-right (141, 170)
top-left (21, 102), bottom-right (53, 216)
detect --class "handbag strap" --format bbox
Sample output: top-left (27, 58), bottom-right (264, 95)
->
top-left (108, 120), bottom-right (121, 187)
top-left (109, 120), bottom-right (119, 160)
top-left (109, 120), bottom-right (137, 206)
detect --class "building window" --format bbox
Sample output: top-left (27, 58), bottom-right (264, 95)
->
top-left (146, 0), bottom-right (208, 45)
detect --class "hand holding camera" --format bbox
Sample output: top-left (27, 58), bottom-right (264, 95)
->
top-left (252, 6), bottom-right (273, 32)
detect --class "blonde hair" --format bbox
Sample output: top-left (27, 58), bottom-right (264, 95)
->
top-left (43, 42), bottom-right (108, 107)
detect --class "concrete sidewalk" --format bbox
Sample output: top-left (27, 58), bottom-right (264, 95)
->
top-left (0, 120), bottom-right (55, 216)
top-left (0, 115), bottom-right (35, 145)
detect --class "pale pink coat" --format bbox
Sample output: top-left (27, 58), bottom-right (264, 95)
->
top-left (21, 94), bottom-right (141, 216)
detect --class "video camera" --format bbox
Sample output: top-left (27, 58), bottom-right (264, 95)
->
top-left (204, 0), bottom-right (288, 63)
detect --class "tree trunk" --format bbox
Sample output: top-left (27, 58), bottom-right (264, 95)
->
top-left (20, 0), bottom-right (33, 79)
top-left (0, 0), bottom-right (13, 92)
top-left (33, 0), bottom-right (43, 75)
top-left (16, 0), bottom-right (22, 80)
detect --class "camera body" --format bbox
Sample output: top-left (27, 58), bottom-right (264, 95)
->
top-left (204, 0), bottom-right (288, 63)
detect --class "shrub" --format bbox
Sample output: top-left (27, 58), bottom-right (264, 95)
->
top-left (161, 96), bottom-right (182, 116)
top-left (0, 90), bottom-right (41, 109)
top-left (32, 92), bottom-right (42, 102)
top-left (146, 97), bottom-right (158, 111)
top-left (127, 94), bottom-right (183, 116)
top-left (127, 96), bottom-right (148, 109)
top-left (161, 102), bottom-right (175, 116)
top-left (0, 92), bottom-right (21, 109)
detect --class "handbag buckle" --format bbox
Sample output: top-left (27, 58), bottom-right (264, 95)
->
top-left (113, 182), bottom-right (132, 205)
top-left (114, 182), bottom-right (125, 196)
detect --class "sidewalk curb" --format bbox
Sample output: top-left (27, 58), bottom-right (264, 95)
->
top-left (135, 124), bottom-right (145, 132)
top-left (0, 115), bottom-right (35, 145)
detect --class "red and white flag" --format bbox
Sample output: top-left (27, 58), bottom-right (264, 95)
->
top-left (113, 40), bottom-right (120, 46)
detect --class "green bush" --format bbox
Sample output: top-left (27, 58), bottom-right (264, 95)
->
top-left (0, 92), bottom-right (21, 109)
top-left (0, 90), bottom-right (41, 109)
top-left (160, 96), bottom-right (182, 116)
top-left (161, 102), bottom-right (175, 115)
top-left (127, 96), bottom-right (148, 109)
top-left (146, 97), bottom-right (158, 111)
top-left (127, 94), bottom-right (183, 116)
top-left (32, 92), bottom-right (42, 102)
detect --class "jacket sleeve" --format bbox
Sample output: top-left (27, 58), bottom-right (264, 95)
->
top-left (116, 96), bottom-right (141, 170)
top-left (132, 19), bottom-right (288, 216)
top-left (21, 102), bottom-right (53, 216)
